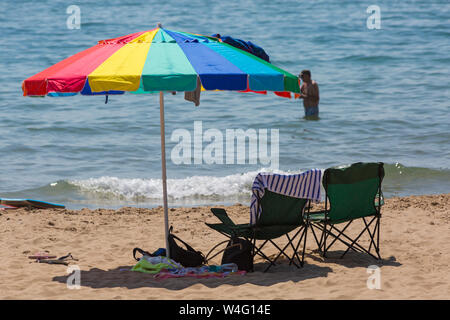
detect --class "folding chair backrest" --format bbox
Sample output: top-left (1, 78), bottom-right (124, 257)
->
top-left (257, 190), bottom-right (307, 226)
top-left (324, 162), bottom-right (384, 222)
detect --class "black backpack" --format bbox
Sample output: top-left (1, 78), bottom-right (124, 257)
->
top-left (168, 226), bottom-right (206, 267)
top-left (221, 236), bottom-right (254, 272)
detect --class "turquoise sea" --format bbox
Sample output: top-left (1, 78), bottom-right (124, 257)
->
top-left (0, 0), bottom-right (449, 209)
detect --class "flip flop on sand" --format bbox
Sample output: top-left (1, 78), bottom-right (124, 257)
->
top-left (56, 253), bottom-right (78, 262)
top-left (35, 253), bottom-right (78, 265)
top-left (38, 259), bottom-right (70, 265)
top-left (28, 252), bottom-right (57, 260)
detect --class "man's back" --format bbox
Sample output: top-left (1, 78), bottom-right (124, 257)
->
top-left (301, 80), bottom-right (320, 108)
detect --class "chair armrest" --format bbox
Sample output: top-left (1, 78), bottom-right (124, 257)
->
top-left (375, 191), bottom-right (385, 207)
top-left (210, 208), bottom-right (236, 226)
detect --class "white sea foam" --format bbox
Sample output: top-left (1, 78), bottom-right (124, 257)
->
top-left (70, 168), bottom-right (305, 200)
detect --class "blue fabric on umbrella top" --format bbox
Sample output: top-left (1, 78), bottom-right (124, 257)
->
top-left (211, 34), bottom-right (270, 62)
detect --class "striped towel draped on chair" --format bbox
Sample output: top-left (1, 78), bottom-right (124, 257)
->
top-left (250, 169), bottom-right (323, 225)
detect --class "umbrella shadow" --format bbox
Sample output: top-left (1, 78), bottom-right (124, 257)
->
top-left (53, 261), bottom-right (333, 290)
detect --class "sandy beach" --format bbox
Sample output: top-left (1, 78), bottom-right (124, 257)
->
top-left (0, 193), bottom-right (448, 300)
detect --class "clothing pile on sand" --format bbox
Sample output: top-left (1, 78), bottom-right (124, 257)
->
top-left (131, 255), bottom-right (246, 279)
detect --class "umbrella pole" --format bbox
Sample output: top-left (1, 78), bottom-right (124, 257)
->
top-left (159, 91), bottom-right (170, 258)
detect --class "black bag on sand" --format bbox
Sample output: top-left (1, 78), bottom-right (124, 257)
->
top-left (132, 248), bottom-right (167, 261)
top-left (168, 226), bottom-right (206, 267)
top-left (133, 248), bottom-right (154, 261)
top-left (221, 237), bottom-right (254, 272)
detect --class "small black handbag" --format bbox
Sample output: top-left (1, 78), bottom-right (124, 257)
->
top-left (221, 236), bottom-right (254, 272)
top-left (168, 226), bottom-right (206, 267)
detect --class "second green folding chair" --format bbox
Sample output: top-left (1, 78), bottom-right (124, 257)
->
top-left (305, 162), bottom-right (385, 260)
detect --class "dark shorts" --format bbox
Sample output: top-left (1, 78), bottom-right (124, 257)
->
top-left (304, 106), bottom-right (319, 116)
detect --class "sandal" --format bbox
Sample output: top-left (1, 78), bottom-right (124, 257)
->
top-left (36, 253), bottom-right (78, 265)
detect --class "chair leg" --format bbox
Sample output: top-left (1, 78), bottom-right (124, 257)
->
top-left (308, 214), bottom-right (382, 261)
top-left (270, 239), bottom-right (301, 268)
top-left (314, 221), bottom-right (328, 257)
top-left (248, 235), bottom-right (283, 272)
top-left (301, 222), bottom-right (308, 266)
top-left (376, 216), bottom-right (381, 259)
top-left (261, 225), bottom-right (310, 272)
top-left (289, 226), bottom-right (307, 267)
top-left (312, 218), bottom-right (380, 260)
top-left (326, 224), bottom-right (365, 254)
top-left (312, 222), bottom-right (326, 254)
top-left (364, 217), bottom-right (377, 254)
top-left (261, 240), bottom-right (280, 273)
top-left (323, 220), bottom-right (352, 252)
top-left (322, 222), bottom-right (328, 257)
top-left (365, 216), bottom-right (381, 260)
top-left (321, 221), bottom-right (376, 255)
top-left (288, 227), bottom-right (307, 267)
top-left (372, 215), bottom-right (381, 259)
top-left (288, 233), bottom-right (301, 264)
top-left (340, 216), bottom-right (378, 259)
top-left (368, 221), bottom-right (375, 253)
top-left (253, 240), bottom-right (276, 266)
top-left (309, 222), bottom-right (322, 250)
top-left (267, 239), bottom-right (293, 271)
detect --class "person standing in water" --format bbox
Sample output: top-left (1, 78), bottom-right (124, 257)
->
top-left (299, 70), bottom-right (320, 117)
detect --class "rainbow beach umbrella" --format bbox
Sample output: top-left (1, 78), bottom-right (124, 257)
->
top-left (22, 25), bottom-right (301, 257)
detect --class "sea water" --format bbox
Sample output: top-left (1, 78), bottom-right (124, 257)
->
top-left (0, 0), bottom-right (448, 209)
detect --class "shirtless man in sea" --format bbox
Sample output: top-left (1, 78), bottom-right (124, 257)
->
top-left (299, 70), bottom-right (320, 117)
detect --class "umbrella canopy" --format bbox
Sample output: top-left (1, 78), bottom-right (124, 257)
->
top-left (22, 27), bottom-right (300, 96)
top-left (22, 26), bottom-right (301, 258)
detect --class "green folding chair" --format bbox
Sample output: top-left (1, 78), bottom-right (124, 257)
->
top-left (305, 162), bottom-right (384, 260)
top-left (206, 190), bottom-right (308, 272)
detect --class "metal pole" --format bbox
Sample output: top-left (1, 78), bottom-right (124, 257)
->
top-left (159, 91), bottom-right (170, 258)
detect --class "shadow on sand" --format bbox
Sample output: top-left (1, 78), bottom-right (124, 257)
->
top-left (306, 249), bottom-right (402, 269)
top-left (53, 251), bottom-right (402, 290)
top-left (53, 259), bottom-right (334, 290)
